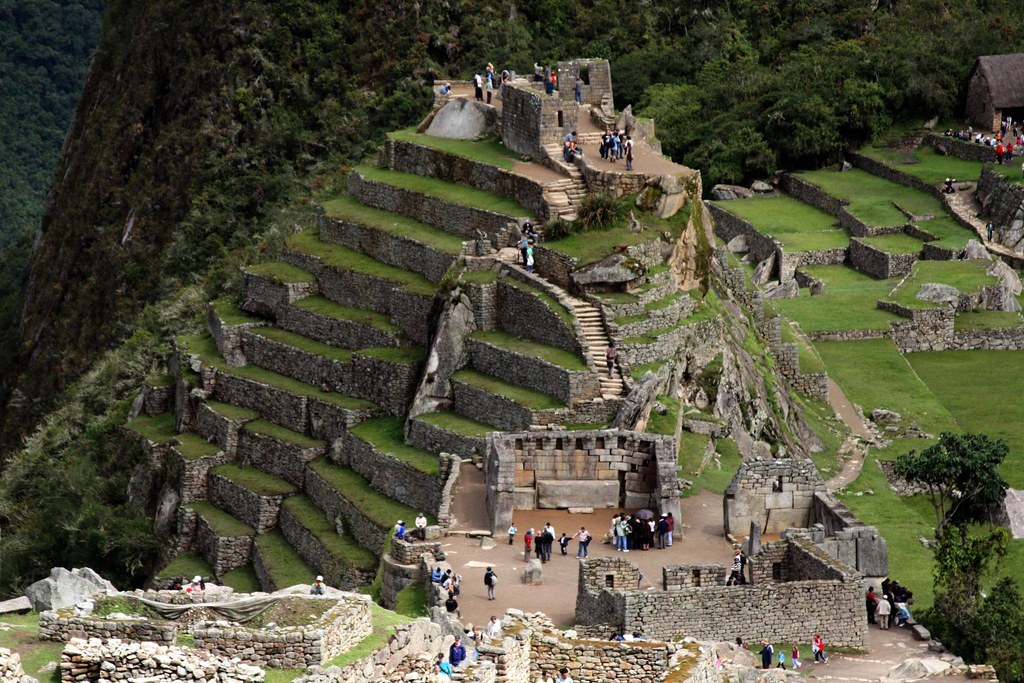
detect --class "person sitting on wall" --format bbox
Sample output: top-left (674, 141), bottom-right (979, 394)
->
top-left (184, 575), bottom-right (205, 593)
top-left (438, 82), bottom-right (451, 96)
top-left (415, 512), bottom-right (428, 541)
top-left (310, 575), bottom-right (326, 595)
top-left (394, 519), bottom-right (406, 540)
top-left (431, 566), bottom-right (444, 583)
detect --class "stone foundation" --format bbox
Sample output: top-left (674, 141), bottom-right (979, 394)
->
top-left (59, 638), bottom-right (265, 682)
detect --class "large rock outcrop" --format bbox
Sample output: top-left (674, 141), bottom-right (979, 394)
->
top-left (24, 568), bottom-right (115, 612)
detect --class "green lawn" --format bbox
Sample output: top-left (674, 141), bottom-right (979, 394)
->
top-left (814, 339), bottom-right (958, 435)
top-left (205, 401), bottom-right (259, 422)
top-left (678, 435), bottom-right (743, 496)
top-left (415, 411), bottom-right (495, 436)
top-left (287, 229), bottom-right (437, 297)
top-left (711, 196), bottom-right (848, 251)
top-left (793, 393), bottom-right (849, 480)
top-left (325, 603), bottom-right (418, 669)
top-left (358, 346), bottom-right (426, 364)
top-left (912, 215), bottom-right (973, 250)
top-left (907, 350), bottom-right (1024, 487)
top-left (354, 165), bottom-right (529, 217)
top-left (461, 269), bottom-right (499, 285)
top-left (222, 565), bottom-right (262, 593)
top-left (173, 432), bottom-right (222, 460)
top-left (630, 360), bottom-right (668, 380)
top-left (186, 501), bottom-right (254, 537)
top-left (210, 298), bottom-right (263, 326)
top-left (502, 277), bottom-right (574, 326)
top-left (125, 412), bottom-right (177, 443)
top-left (292, 296), bottom-right (401, 334)
top-left (544, 202), bottom-right (691, 266)
top-left (156, 551), bottom-right (213, 580)
top-left (350, 417), bottom-right (440, 476)
top-left (251, 326), bottom-right (354, 363)
top-left (799, 168), bottom-right (945, 227)
top-left (858, 232), bottom-right (923, 255)
top-left (647, 395), bottom-right (680, 436)
top-left (883, 259), bottom-right (997, 309)
top-left (388, 127), bottom-right (522, 170)
top-left (212, 463), bottom-right (298, 496)
top-left (321, 195), bottom-right (465, 254)
top-left (469, 330), bottom-right (587, 371)
top-left (0, 612), bottom-right (63, 682)
top-left (452, 369), bottom-right (564, 410)
top-left (255, 530), bottom-right (316, 589)
top-left (953, 309), bottom-right (1023, 330)
top-left (307, 458), bottom-right (432, 528)
top-left (245, 261), bottom-right (316, 283)
top-left (775, 265), bottom-right (902, 332)
top-left (861, 146), bottom-right (988, 186)
top-left (282, 495), bottom-right (378, 569)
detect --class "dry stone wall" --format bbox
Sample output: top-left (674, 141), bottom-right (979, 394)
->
top-left (0, 648), bottom-right (26, 683)
top-left (238, 429), bottom-right (324, 489)
top-left (723, 459), bottom-right (826, 536)
top-left (303, 467), bottom-right (388, 557)
top-left (466, 337), bottom-right (597, 405)
top-left (407, 417), bottom-right (487, 459)
top-left (275, 303), bottom-right (402, 351)
top-left (208, 471), bottom-right (285, 534)
top-left (501, 82), bottom-right (577, 157)
top-left (277, 505), bottom-right (376, 590)
top-left (192, 511), bottom-right (252, 578)
top-left (333, 431), bottom-right (442, 515)
top-left (40, 611), bottom-right (177, 643)
top-left (497, 280), bottom-right (581, 355)
top-left (849, 152), bottom-right (939, 198)
top-left (59, 638), bottom-right (265, 683)
top-left (926, 133), bottom-right (995, 163)
top-left (166, 447), bottom-right (229, 506)
top-left (848, 238), bottom-right (918, 278)
top-left (241, 271), bottom-right (317, 318)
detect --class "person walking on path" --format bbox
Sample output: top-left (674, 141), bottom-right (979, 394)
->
top-left (508, 522), bottom-right (517, 545)
top-left (665, 512), bottom-right (674, 546)
top-left (484, 567), bottom-right (497, 600)
top-left (473, 73), bottom-right (483, 101)
top-left (777, 651), bottom-right (787, 670)
top-left (875, 593), bottom-right (892, 629)
top-left (523, 529), bottom-right (533, 562)
top-left (625, 136), bottom-right (634, 171)
top-left (812, 634), bottom-right (828, 663)
top-left (987, 221), bottom-right (995, 241)
top-left (758, 641), bottom-right (774, 670)
top-left (791, 646), bottom-right (802, 669)
top-left (575, 527), bottom-right (592, 558)
top-left (605, 342), bottom-right (618, 378)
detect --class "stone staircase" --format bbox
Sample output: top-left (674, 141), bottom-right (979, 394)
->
top-left (542, 170), bottom-right (588, 221)
top-left (569, 297), bottom-right (626, 398)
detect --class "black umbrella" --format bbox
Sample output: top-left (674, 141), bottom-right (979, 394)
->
top-left (635, 509), bottom-right (655, 520)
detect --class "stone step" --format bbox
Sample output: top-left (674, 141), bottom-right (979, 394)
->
top-left (278, 296), bottom-right (408, 351)
top-left (185, 501), bottom-right (254, 580)
top-left (207, 463), bottom-right (297, 534)
top-left (238, 419), bottom-right (328, 488)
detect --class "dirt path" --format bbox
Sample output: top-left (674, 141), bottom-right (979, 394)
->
top-left (945, 188), bottom-right (1024, 260)
top-left (804, 625), bottom-right (968, 683)
top-left (823, 376), bottom-right (874, 491)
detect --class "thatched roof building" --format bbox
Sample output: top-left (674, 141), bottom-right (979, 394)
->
top-left (966, 54), bottom-right (1024, 131)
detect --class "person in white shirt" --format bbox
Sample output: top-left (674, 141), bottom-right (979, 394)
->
top-left (486, 615), bottom-right (502, 639)
top-left (555, 667), bottom-right (574, 683)
top-left (414, 513), bottom-right (428, 541)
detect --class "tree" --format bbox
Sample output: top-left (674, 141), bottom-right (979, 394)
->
top-left (894, 432), bottom-right (1008, 537)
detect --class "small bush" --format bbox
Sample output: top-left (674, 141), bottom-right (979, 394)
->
top-left (543, 217), bottom-right (575, 240)
top-left (574, 192), bottom-right (622, 232)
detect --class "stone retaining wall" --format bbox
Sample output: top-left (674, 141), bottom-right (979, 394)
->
top-left (950, 324), bottom-right (1024, 349)
top-left (195, 402), bottom-right (248, 455)
top-left (532, 246), bottom-right (579, 290)
top-left (452, 378), bottom-right (537, 431)
top-left (276, 303), bottom-right (403, 351)
top-left (497, 280), bottom-right (581, 355)
top-left (849, 238), bottom-right (918, 278)
top-left (348, 170), bottom-right (520, 247)
top-left (883, 304), bottom-right (955, 353)
top-left (319, 212), bottom-right (457, 284)
top-left (334, 431), bottom-right (442, 515)
top-left (466, 336), bottom-right (598, 405)
top-left (208, 304), bottom-right (263, 367)
top-left (407, 417), bottom-right (488, 459)
top-left (208, 471), bottom-right (285, 534)
top-left (780, 173), bottom-right (846, 216)
top-left (238, 429), bottom-right (325, 489)
top-left (304, 467), bottom-right (388, 557)
top-left (277, 505), bottom-right (375, 591)
top-left (194, 595), bottom-right (372, 668)
top-left (0, 648), bottom-right (26, 683)
top-left (59, 638), bottom-right (264, 682)
top-left (382, 138), bottom-right (549, 221)
top-left (40, 611), bottom-right (177, 643)
top-left (619, 318), bottom-right (721, 367)
top-left (926, 133), bottom-right (995, 163)
top-left (615, 294), bottom-right (697, 340)
top-left (976, 164), bottom-right (1024, 249)
top-left (193, 510), bottom-right (252, 578)
top-left (707, 203), bottom-right (779, 266)
top-left (849, 152), bottom-right (940, 198)
top-left (166, 447), bottom-right (229, 505)
top-left (241, 271), bottom-right (318, 319)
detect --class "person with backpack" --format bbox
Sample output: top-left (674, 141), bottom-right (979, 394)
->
top-left (483, 566), bottom-right (497, 600)
top-left (758, 641), bottom-right (774, 670)
top-left (575, 527), bottom-right (592, 559)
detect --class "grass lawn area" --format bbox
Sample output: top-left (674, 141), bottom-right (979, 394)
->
top-left (630, 360), bottom-right (667, 381)
top-left (252, 326), bottom-right (354, 363)
top-left (469, 330), bottom-right (587, 371)
top-left (775, 265), bottom-right (901, 332)
top-left (125, 412), bottom-right (177, 443)
top-left (678, 435), bottom-right (743, 496)
top-left (256, 530), bottom-right (316, 589)
top-left (325, 603), bottom-right (417, 668)
top-left (354, 165), bottom-right (530, 217)
top-left (186, 501), bottom-right (254, 537)
top-left (292, 296), bottom-right (401, 334)
top-left (388, 127), bottom-right (522, 170)
top-left (815, 339), bottom-right (959, 435)
top-left (321, 195), bottom-right (465, 254)
top-left (205, 401), bottom-right (259, 422)
top-left (861, 146), bottom-right (987, 186)
top-left (502, 277), bottom-right (574, 326)
top-left (711, 196), bottom-right (848, 251)
top-left (212, 462), bottom-right (298, 496)
top-left (287, 229), bottom-right (437, 297)
top-left (858, 232), bottom-right (923, 255)
top-left (794, 393), bottom-right (849, 480)
top-left (156, 551), bottom-right (213, 580)
top-left (954, 309), bottom-right (1023, 330)
top-left (210, 298), bottom-right (262, 326)
top-left (282, 496), bottom-right (377, 569)
top-left (913, 215), bottom-right (973, 250)
top-left (0, 612), bottom-right (63, 682)
top-left (907, 350), bottom-right (1024, 488)
top-left (595, 291), bottom-right (640, 305)
top-left (350, 417), bottom-right (440, 476)
top-left (245, 261), bottom-right (316, 283)
top-left (799, 168), bottom-right (944, 227)
top-left (173, 432), bottom-right (222, 460)
top-left (461, 269), bottom-right (499, 285)
top-left (647, 395), bottom-right (680, 435)
top-left (307, 459), bottom-right (431, 528)
top-left (452, 369), bottom-right (564, 410)
top-left (883, 259), bottom-right (997, 309)
top-left (393, 583), bottom-right (429, 617)
top-left (245, 419), bottom-right (325, 450)
top-left (222, 565), bottom-right (262, 592)
top-left (415, 411), bottom-right (495, 436)
top-left (543, 202), bottom-right (691, 266)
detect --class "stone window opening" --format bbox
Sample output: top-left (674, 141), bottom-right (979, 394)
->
top-left (557, 110), bottom-right (564, 127)
top-left (772, 562), bottom-right (782, 580)
top-left (579, 66), bottom-right (590, 84)
top-left (773, 476), bottom-right (784, 492)
top-left (595, 437), bottom-right (605, 449)
top-left (555, 438), bottom-right (564, 451)
top-left (630, 463), bottom-right (638, 473)
top-left (692, 569), bottom-right (701, 587)
top-left (605, 574), bottom-right (615, 588)
top-left (575, 438), bottom-right (584, 451)
top-left (617, 436), bottom-right (627, 450)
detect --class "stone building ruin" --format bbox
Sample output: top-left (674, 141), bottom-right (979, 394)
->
top-left (966, 54), bottom-right (1024, 132)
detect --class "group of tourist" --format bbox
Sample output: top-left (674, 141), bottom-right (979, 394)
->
top-left (751, 634), bottom-right (828, 670)
top-left (393, 513), bottom-right (429, 542)
top-left (431, 616), bottom-right (507, 682)
top-left (611, 512), bottom-right (674, 552)
top-left (599, 129), bottom-right (634, 170)
top-left (943, 125), bottom-right (1023, 165)
top-left (517, 222), bottom-right (539, 272)
top-left (472, 64), bottom-right (511, 104)
top-left (866, 578), bottom-right (914, 629)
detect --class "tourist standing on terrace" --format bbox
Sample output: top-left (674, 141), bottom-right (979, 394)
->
top-left (575, 527), bottom-right (592, 558)
top-left (574, 76), bottom-right (583, 104)
top-left (414, 512), bottom-right (427, 540)
top-left (508, 522), bottom-right (517, 545)
top-left (523, 528), bottom-right (534, 561)
top-left (473, 73), bottom-right (483, 101)
top-left (758, 641), bottom-right (774, 670)
top-left (484, 566), bottom-right (497, 600)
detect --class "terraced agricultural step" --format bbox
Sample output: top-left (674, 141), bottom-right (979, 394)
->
top-left (252, 530), bottom-right (316, 592)
top-left (278, 495), bottom-right (378, 591)
top-left (277, 296), bottom-right (408, 350)
top-left (238, 419), bottom-right (328, 488)
top-left (241, 262), bottom-right (318, 317)
top-left (407, 411), bottom-right (493, 459)
top-left (194, 401), bottom-right (259, 453)
top-left (125, 412), bottom-right (177, 445)
top-left (451, 369), bottom-right (565, 431)
top-left (208, 463), bottom-right (297, 534)
top-left (185, 501), bottom-right (254, 579)
top-left (241, 325), bottom-right (424, 417)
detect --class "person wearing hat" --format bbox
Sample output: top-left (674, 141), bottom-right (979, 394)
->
top-left (434, 653), bottom-right (453, 681)
top-left (727, 548), bottom-right (744, 586)
top-left (449, 634), bottom-right (467, 667)
top-left (394, 519), bottom-right (406, 540)
top-left (656, 513), bottom-right (669, 549)
top-left (310, 575), bottom-right (325, 595)
top-left (184, 575), bottom-right (205, 593)
top-left (414, 512), bottom-right (428, 541)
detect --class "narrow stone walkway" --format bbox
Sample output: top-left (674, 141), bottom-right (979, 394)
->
top-left (825, 378), bottom-right (874, 491)
top-left (945, 189), bottom-right (1024, 261)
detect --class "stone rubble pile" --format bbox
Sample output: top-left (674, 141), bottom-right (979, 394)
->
top-left (0, 647), bottom-right (34, 683)
top-left (59, 637), bottom-right (264, 682)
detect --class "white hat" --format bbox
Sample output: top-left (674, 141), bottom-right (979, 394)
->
top-left (316, 575), bottom-right (323, 582)
top-left (192, 576), bottom-right (202, 583)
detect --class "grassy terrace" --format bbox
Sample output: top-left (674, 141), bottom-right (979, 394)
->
top-left (678, 435), bottom-right (742, 497)
top-left (349, 417), bottom-right (440, 476)
top-left (244, 419), bottom-right (325, 450)
top-left (157, 551), bottom-right (213, 580)
top-left (388, 127), bottom-right (522, 170)
top-left (212, 463), bottom-right (297, 496)
top-left (245, 261), bottom-right (316, 283)
top-left (912, 215), bottom-right (972, 249)
top-left (469, 330), bottom-right (587, 371)
top-left (858, 232), bottom-right (924, 254)
top-left (882, 259), bottom-right (997, 309)
top-left (415, 411), bottom-right (496, 436)
top-left (287, 229), bottom-right (437, 296)
top-left (711, 196), bottom-right (848, 251)
top-left (204, 401), bottom-right (259, 422)
top-left (256, 530), bottom-right (315, 588)
top-left (646, 395), bottom-right (680, 435)
top-left (222, 566), bottom-right (262, 593)
top-left (173, 432), bottom-right (222, 460)
top-left (187, 501), bottom-right (254, 537)
top-left (776, 265), bottom-right (901, 332)
top-left (861, 145), bottom-right (986, 186)
top-left (125, 412), bottom-right (176, 443)
top-left (179, 334), bottom-right (376, 411)
top-left (798, 168), bottom-right (944, 227)
top-left (461, 269), bottom-right (499, 285)
top-left (452, 369), bottom-right (564, 410)
top-left (544, 202), bottom-right (691, 267)
top-left (292, 296), bottom-right (401, 334)
top-left (502, 277), bottom-right (574, 326)
top-left (252, 325), bottom-right (354, 363)
top-left (321, 195), bottom-right (465, 254)
top-left (307, 458), bottom-right (431, 527)
top-left (282, 495), bottom-right (377, 569)
top-left (953, 309), bottom-right (1023, 330)
top-left (354, 165), bottom-right (529, 217)
top-left (210, 298), bottom-right (262, 326)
